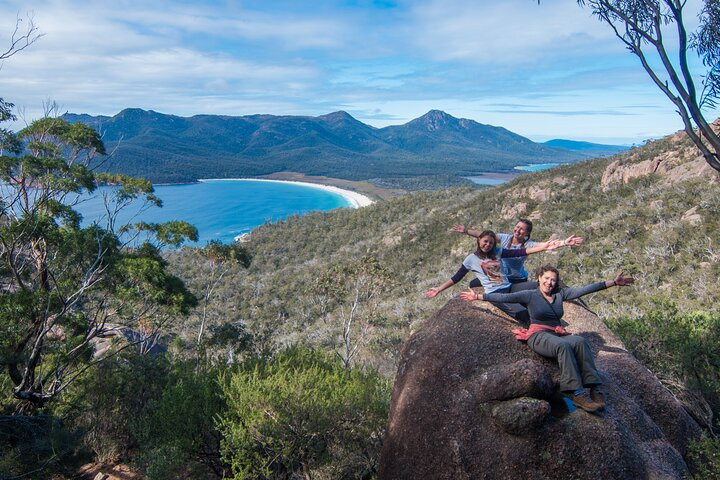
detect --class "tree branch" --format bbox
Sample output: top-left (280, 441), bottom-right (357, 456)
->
top-left (0, 14), bottom-right (43, 62)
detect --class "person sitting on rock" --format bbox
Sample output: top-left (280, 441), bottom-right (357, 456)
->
top-left (425, 230), bottom-right (579, 324)
top-left (451, 219), bottom-right (584, 286)
top-left (461, 264), bottom-right (635, 413)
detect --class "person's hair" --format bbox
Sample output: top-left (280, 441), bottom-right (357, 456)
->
top-left (476, 230), bottom-right (499, 259)
top-left (518, 218), bottom-right (533, 244)
top-left (535, 264), bottom-right (560, 294)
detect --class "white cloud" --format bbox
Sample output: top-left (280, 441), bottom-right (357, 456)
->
top-left (406, 0), bottom-right (621, 64)
top-left (0, 0), bottom-right (708, 143)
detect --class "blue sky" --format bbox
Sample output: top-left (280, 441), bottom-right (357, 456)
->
top-left (0, 0), bottom-right (713, 144)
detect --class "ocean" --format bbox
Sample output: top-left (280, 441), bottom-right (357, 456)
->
top-left (466, 164), bottom-right (560, 186)
top-left (73, 179), bottom-right (351, 246)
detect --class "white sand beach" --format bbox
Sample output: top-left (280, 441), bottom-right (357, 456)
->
top-left (198, 178), bottom-right (375, 208)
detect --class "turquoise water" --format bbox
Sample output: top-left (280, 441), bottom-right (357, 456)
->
top-left (73, 179), bottom-right (351, 245)
top-left (466, 176), bottom-right (507, 185)
top-left (514, 163), bottom-right (560, 172)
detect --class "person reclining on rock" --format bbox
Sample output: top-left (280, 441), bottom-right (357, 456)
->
top-left (461, 264), bottom-right (635, 413)
top-left (426, 230), bottom-right (579, 324)
top-left (452, 218), bottom-right (584, 287)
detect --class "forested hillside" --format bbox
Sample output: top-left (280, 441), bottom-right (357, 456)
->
top-left (168, 123), bottom-right (720, 373)
top-left (165, 123), bottom-right (720, 445)
top-left (63, 109), bottom-right (592, 184)
top-left (3, 116), bottom-right (719, 479)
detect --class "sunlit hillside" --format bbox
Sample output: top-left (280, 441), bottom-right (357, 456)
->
top-left (167, 122), bottom-right (720, 374)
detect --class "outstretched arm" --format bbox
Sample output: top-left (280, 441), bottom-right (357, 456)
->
top-left (532, 234), bottom-right (585, 250)
top-left (605, 271), bottom-right (635, 288)
top-left (426, 279), bottom-right (455, 298)
top-left (426, 265), bottom-right (469, 298)
top-left (523, 235), bottom-right (584, 255)
top-left (460, 287), bottom-right (533, 304)
top-left (451, 224), bottom-right (482, 237)
top-left (521, 239), bottom-right (563, 255)
top-left (563, 271), bottom-right (635, 300)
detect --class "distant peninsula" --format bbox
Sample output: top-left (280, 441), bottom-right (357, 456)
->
top-left (63, 109), bottom-right (628, 186)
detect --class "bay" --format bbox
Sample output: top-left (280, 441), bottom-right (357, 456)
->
top-left (73, 179), bottom-right (351, 246)
top-left (514, 163), bottom-right (560, 172)
top-left (466, 176), bottom-right (507, 186)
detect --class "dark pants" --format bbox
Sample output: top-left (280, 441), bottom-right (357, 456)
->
top-left (527, 331), bottom-right (602, 392)
top-left (470, 279), bottom-right (537, 325)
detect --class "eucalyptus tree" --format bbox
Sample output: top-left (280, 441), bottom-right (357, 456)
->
top-left (312, 255), bottom-right (394, 369)
top-left (577, 0), bottom-right (720, 172)
top-left (196, 240), bottom-right (251, 347)
top-left (0, 108), bottom-right (197, 411)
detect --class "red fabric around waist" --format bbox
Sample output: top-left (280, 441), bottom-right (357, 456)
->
top-left (512, 323), bottom-right (570, 341)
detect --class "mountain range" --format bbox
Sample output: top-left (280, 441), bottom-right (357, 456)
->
top-left (63, 109), bottom-right (626, 184)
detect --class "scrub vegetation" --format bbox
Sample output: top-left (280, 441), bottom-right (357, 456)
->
top-left (2, 98), bottom-right (720, 477)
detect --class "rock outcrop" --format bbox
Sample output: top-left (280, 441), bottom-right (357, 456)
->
top-left (89, 323), bottom-right (166, 359)
top-left (600, 121), bottom-right (720, 190)
top-left (378, 298), bottom-right (701, 479)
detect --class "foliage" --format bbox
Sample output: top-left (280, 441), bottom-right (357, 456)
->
top-left (136, 361), bottom-right (229, 480)
top-left (57, 350), bottom-right (171, 464)
top-left (578, 0), bottom-right (720, 171)
top-left (217, 347), bottom-right (390, 480)
top-left (0, 107), bottom-right (196, 411)
top-left (368, 174), bottom-right (478, 191)
top-left (56, 354), bottom-right (230, 479)
top-left (0, 414), bottom-right (81, 479)
top-left (607, 304), bottom-right (720, 427)
top-left (162, 242), bottom-right (253, 363)
top-left (688, 432), bottom-right (720, 479)
top-left (311, 255), bottom-right (395, 368)
top-left (195, 241), bottom-right (251, 346)
top-left (694, 0), bottom-right (720, 109)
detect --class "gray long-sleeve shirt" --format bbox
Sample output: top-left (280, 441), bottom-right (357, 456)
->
top-left (483, 282), bottom-right (608, 327)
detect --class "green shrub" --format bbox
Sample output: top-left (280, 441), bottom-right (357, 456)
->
top-left (137, 362), bottom-right (228, 479)
top-left (217, 347), bottom-right (390, 480)
top-left (60, 350), bottom-right (171, 464)
top-left (0, 414), bottom-right (81, 479)
top-left (687, 433), bottom-right (720, 479)
top-left (607, 303), bottom-right (720, 424)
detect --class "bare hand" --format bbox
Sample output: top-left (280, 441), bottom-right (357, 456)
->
top-left (451, 224), bottom-right (467, 234)
top-left (425, 287), bottom-right (441, 298)
top-left (545, 239), bottom-right (563, 251)
top-left (564, 235), bottom-right (584, 247)
top-left (614, 271), bottom-right (635, 287)
top-left (460, 288), bottom-right (479, 302)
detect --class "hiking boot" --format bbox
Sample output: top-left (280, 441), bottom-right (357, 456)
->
top-left (590, 387), bottom-right (606, 409)
top-left (564, 391), bottom-right (601, 412)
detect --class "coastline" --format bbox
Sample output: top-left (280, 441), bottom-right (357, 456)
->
top-left (197, 178), bottom-right (375, 209)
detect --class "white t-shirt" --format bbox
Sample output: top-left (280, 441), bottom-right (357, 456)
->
top-left (462, 249), bottom-right (511, 293)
